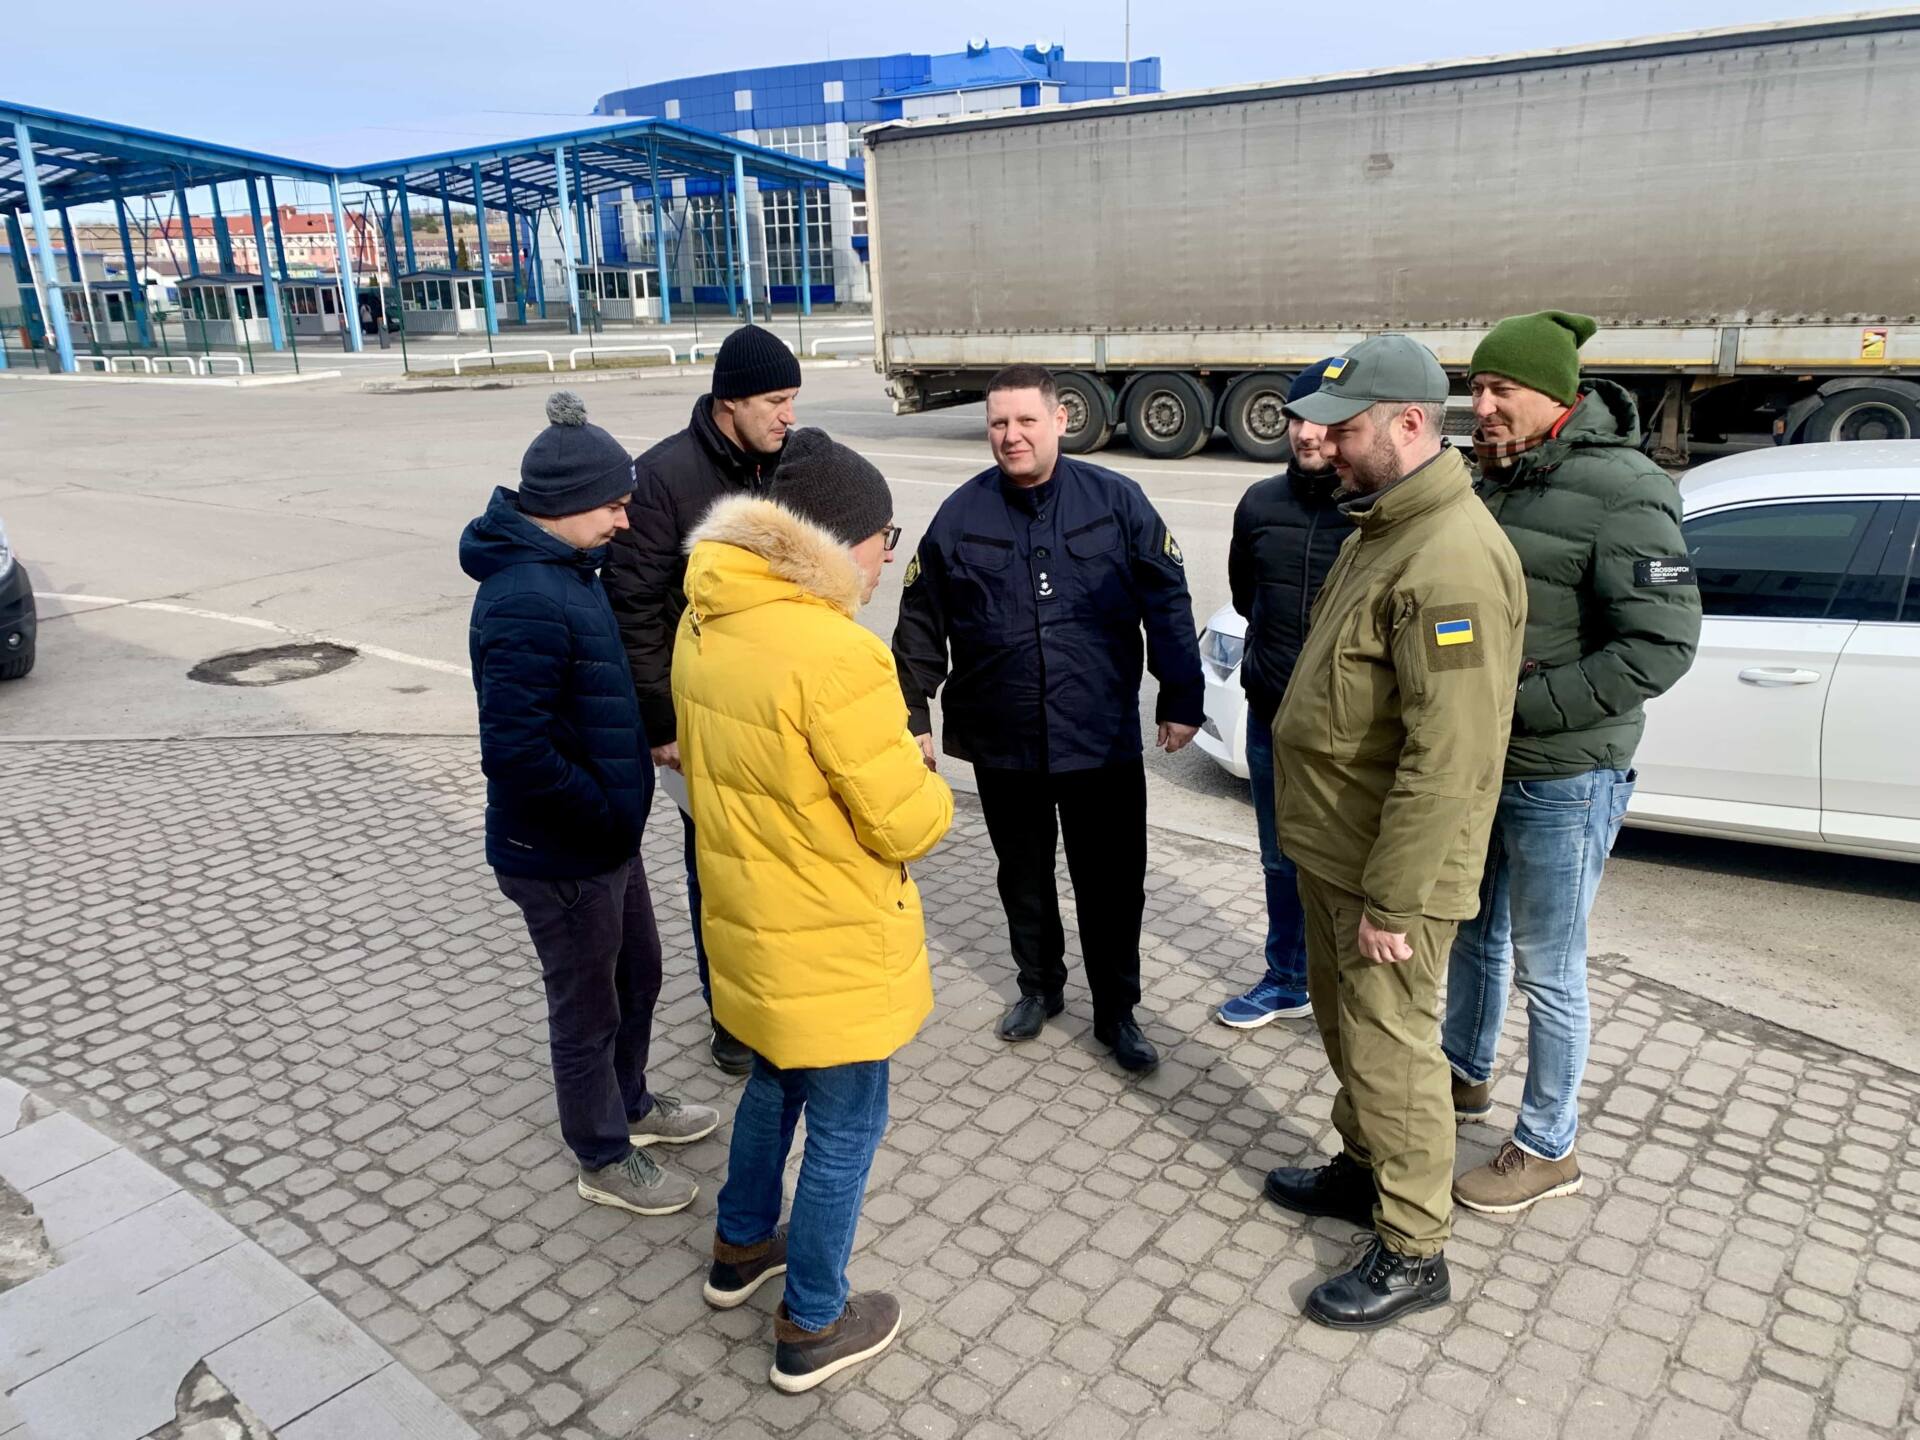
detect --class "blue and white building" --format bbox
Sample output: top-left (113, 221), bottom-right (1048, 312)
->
top-left (591, 41), bottom-right (1160, 307)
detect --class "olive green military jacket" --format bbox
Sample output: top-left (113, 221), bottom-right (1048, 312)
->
top-left (1273, 447), bottom-right (1526, 932)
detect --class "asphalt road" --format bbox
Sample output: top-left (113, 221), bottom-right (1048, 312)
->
top-left (3, 362), bottom-right (1915, 1073)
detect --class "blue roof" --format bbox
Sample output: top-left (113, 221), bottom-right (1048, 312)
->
top-left (880, 46), bottom-right (1055, 98)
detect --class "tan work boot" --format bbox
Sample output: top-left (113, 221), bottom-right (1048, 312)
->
top-left (1453, 1140), bottom-right (1582, 1214)
top-left (1452, 1074), bottom-right (1494, 1123)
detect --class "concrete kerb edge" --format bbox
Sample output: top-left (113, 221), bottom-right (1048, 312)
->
top-left (0, 371), bottom-right (344, 389)
top-left (362, 357), bottom-right (866, 395)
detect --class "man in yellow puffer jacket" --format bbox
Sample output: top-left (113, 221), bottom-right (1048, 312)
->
top-left (672, 428), bottom-right (953, 1394)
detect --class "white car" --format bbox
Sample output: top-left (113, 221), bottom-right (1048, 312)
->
top-left (1193, 441), bottom-right (1920, 862)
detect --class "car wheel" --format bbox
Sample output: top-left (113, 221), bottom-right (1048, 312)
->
top-left (1054, 371), bottom-right (1116, 454)
top-left (1123, 372), bottom-right (1213, 460)
top-left (1221, 372), bottom-right (1293, 463)
top-left (0, 639), bottom-right (34, 680)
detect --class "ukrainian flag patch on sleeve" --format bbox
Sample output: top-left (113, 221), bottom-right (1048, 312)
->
top-left (1420, 603), bottom-right (1485, 670)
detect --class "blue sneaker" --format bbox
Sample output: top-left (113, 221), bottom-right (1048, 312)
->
top-left (1218, 980), bottom-right (1313, 1029)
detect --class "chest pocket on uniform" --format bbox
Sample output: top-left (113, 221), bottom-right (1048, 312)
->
top-left (1064, 514), bottom-right (1129, 614)
top-left (951, 533), bottom-right (1015, 628)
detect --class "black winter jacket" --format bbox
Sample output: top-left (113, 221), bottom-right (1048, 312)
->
top-left (462, 487), bottom-right (652, 879)
top-left (1227, 463), bottom-right (1348, 729)
top-left (604, 396), bottom-right (780, 743)
top-left (892, 457), bottom-right (1204, 773)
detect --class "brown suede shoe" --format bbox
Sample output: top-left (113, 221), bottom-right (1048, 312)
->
top-left (704, 1227), bottom-right (789, 1310)
top-left (771, 1292), bottom-right (901, 1394)
top-left (1453, 1140), bottom-right (1582, 1214)
top-left (1452, 1074), bottom-right (1494, 1123)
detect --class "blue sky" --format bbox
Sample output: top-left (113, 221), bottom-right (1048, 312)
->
top-left (8, 0), bottom-right (1871, 155)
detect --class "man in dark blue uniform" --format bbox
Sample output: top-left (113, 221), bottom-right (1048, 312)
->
top-left (893, 364), bottom-right (1204, 1075)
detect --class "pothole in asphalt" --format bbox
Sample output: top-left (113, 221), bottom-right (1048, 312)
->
top-left (188, 642), bottom-right (358, 687)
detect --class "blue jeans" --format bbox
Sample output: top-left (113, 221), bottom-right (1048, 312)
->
top-left (681, 808), bottom-right (712, 1006)
top-left (716, 1055), bottom-right (890, 1332)
top-left (1245, 718), bottom-right (1309, 994)
top-left (1443, 768), bottom-right (1635, 1161)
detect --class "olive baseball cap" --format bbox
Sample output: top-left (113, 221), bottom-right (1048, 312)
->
top-left (1285, 334), bottom-right (1451, 425)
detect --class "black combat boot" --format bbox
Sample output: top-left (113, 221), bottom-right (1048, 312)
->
top-left (1263, 1152), bottom-right (1377, 1227)
top-left (1304, 1237), bottom-right (1451, 1329)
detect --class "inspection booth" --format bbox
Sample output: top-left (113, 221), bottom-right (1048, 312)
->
top-left (59, 282), bottom-right (143, 345)
top-left (577, 264), bottom-right (662, 322)
top-left (396, 269), bottom-right (516, 334)
top-left (175, 272), bottom-right (275, 345)
top-left (279, 277), bottom-right (346, 337)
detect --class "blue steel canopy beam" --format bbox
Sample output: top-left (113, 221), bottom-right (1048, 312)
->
top-left (13, 121), bottom-right (76, 373)
top-left (172, 179), bottom-right (200, 277)
top-left (113, 196), bottom-right (151, 346)
top-left (329, 174), bottom-right (363, 352)
top-left (470, 162), bottom-right (498, 337)
top-left (245, 177), bottom-right (284, 350)
top-left (553, 144), bottom-right (581, 335)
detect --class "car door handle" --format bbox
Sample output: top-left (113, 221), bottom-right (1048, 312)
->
top-left (1737, 667), bottom-right (1822, 687)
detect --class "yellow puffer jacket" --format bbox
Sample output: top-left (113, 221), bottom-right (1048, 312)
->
top-left (671, 495), bottom-right (954, 1069)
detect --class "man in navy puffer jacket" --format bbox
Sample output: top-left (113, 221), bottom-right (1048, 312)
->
top-left (462, 390), bottom-right (717, 1219)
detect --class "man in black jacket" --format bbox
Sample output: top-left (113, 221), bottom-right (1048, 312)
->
top-left (604, 325), bottom-right (801, 1075)
top-left (1217, 359), bottom-right (1349, 1029)
top-left (892, 364), bottom-right (1204, 1076)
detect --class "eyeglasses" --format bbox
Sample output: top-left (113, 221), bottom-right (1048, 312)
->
top-left (882, 524), bottom-right (902, 552)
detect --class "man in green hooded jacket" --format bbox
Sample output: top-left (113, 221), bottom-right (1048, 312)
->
top-left (1264, 334), bottom-right (1526, 1330)
top-left (1445, 312), bottom-right (1701, 1216)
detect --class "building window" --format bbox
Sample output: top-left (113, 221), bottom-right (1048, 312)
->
top-left (761, 189), bottom-right (833, 287)
top-left (846, 133), bottom-right (867, 169)
top-left (823, 80), bottom-right (844, 103)
top-left (850, 199), bottom-right (868, 239)
top-left (759, 125), bottom-right (829, 162)
top-left (686, 195), bottom-right (734, 287)
top-left (665, 98), bottom-right (680, 119)
top-left (734, 89), bottom-right (752, 111)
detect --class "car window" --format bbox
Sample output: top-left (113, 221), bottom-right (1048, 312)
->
top-left (1683, 500), bottom-right (1882, 620)
top-left (1836, 500), bottom-right (1916, 623)
top-left (1897, 501), bottom-right (1920, 624)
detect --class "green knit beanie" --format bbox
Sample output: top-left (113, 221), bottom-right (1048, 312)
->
top-left (1469, 310), bottom-right (1599, 406)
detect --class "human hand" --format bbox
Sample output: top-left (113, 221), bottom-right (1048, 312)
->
top-left (917, 733), bottom-right (937, 772)
top-left (1357, 912), bottom-right (1412, 965)
top-left (651, 741), bottom-right (681, 773)
top-left (1158, 722), bottom-right (1198, 754)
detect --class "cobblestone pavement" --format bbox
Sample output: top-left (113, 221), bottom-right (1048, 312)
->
top-left (2, 736), bottom-right (1918, 1440)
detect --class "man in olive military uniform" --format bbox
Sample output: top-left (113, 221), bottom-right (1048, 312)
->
top-left (1262, 335), bottom-right (1526, 1329)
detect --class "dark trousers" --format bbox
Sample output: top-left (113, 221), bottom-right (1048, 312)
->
top-left (497, 857), bottom-right (662, 1171)
top-left (973, 759), bottom-right (1147, 1029)
top-left (680, 807), bottom-right (713, 1007)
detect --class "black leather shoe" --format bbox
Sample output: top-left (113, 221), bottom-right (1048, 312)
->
top-left (1263, 1152), bottom-right (1377, 1227)
top-left (1093, 1018), bottom-right (1159, 1074)
top-left (709, 1021), bottom-right (753, 1077)
top-left (1304, 1238), bottom-right (1451, 1329)
top-left (997, 994), bottom-right (1063, 1041)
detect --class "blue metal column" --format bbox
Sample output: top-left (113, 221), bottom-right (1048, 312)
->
top-left (553, 147), bottom-right (581, 334)
top-left (328, 175), bottom-right (363, 352)
top-left (528, 211), bottom-right (546, 314)
top-left (57, 207), bottom-right (81, 280)
top-left (378, 187), bottom-right (401, 298)
top-left (4, 213), bottom-right (44, 347)
top-left (400, 185), bottom-right (418, 273)
top-left (113, 197), bottom-right (152, 347)
top-left (646, 138), bottom-right (671, 325)
top-left (720, 180), bottom-right (738, 317)
top-left (264, 178), bottom-right (292, 278)
top-left (505, 177), bottom-right (526, 325)
top-left (244, 178), bottom-right (285, 351)
top-left (13, 122), bottom-right (76, 373)
top-left (470, 163), bottom-right (499, 337)
top-left (439, 174), bottom-right (455, 264)
top-left (173, 181), bottom-right (201, 276)
top-left (796, 186), bottom-right (812, 318)
top-left (732, 154), bottom-right (754, 324)
top-left (208, 186), bottom-right (235, 272)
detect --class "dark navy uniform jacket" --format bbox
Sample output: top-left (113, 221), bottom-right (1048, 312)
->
top-left (891, 456), bottom-right (1205, 773)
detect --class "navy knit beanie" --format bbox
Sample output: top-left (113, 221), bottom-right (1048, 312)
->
top-left (769, 429), bottom-right (894, 546)
top-left (712, 324), bottom-right (802, 400)
top-left (517, 391), bottom-right (635, 517)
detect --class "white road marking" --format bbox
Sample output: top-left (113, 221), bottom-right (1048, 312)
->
top-left (36, 593), bottom-right (472, 679)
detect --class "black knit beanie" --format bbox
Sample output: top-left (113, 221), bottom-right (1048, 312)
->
top-left (517, 391), bottom-right (635, 517)
top-left (712, 324), bottom-right (803, 400)
top-left (769, 428), bottom-right (894, 546)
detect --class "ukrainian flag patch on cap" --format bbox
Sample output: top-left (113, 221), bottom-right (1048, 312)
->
top-left (1322, 357), bottom-right (1349, 381)
top-left (1434, 618), bottom-right (1474, 647)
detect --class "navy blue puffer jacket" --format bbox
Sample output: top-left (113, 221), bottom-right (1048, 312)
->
top-left (461, 487), bottom-right (652, 878)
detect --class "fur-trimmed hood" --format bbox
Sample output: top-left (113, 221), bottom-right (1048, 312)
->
top-left (683, 494), bottom-right (866, 621)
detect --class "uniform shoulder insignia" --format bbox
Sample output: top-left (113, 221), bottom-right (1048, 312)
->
top-left (1421, 602), bottom-right (1484, 670)
top-left (903, 554), bottom-right (922, 588)
top-left (1163, 531), bottom-right (1184, 566)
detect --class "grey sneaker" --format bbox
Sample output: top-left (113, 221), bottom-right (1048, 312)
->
top-left (630, 1094), bottom-right (720, 1149)
top-left (577, 1149), bottom-right (697, 1216)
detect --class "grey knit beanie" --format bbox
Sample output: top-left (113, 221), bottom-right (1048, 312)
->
top-left (768, 429), bottom-right (894, 545)
top-left (517, 391), bottom-right (635, 517)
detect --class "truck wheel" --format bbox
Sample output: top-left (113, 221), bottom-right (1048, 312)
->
top-left (1800, 387), bottom-right (1920, 443)
top-left (1124, 372), bottom-right (1213, 460)
top-left (1221, 372), bottom-right (1293, 463)
top-left (1055, 372), bottom-right (1116, 454)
